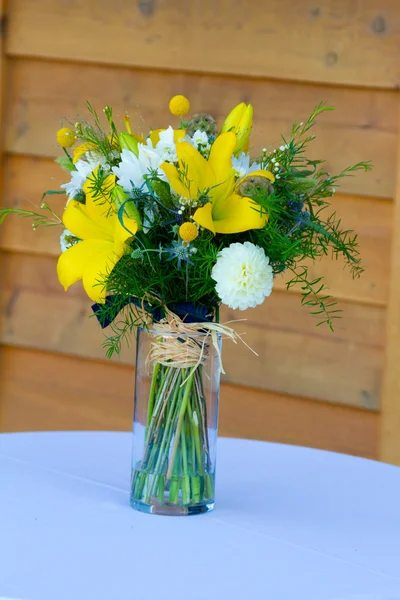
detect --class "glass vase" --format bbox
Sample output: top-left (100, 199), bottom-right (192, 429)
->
top-left (130, 327), bottom-right (221, 516)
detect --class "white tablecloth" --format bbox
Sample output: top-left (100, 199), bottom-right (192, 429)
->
top-left (1, 432), bottom-right (400, 600)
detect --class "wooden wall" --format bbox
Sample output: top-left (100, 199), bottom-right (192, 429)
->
top-left (1, 0), bottom-right (399, 463)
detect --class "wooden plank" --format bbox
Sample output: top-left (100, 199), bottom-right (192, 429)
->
top-left (0, 345), bottom-right (379, 459)
top-left (0, 251), bottom-right (385, 409)
top-left (380, 104), bottom-right (400, 465)
top-left (4, 58), bottom-right (395, 198)
top-left (6, 0), bottom-right (400, 89)
top-left (0, 155), bottom-right (392, 307)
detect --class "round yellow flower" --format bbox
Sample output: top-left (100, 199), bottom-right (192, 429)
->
top-left (169, 95), bottom-right (190, 117)
top-left (56, 127), bottom-right (76, 148)
top-left (179, 222), bottom-right (198, 242)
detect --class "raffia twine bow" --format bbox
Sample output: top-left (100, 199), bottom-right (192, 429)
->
top-left (146, 308), bottom-right (257, 383)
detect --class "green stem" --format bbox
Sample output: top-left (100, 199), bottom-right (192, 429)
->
top-left (189, 396), bottom-right (204, 475)
top-left (146, 371), bottom-right (183, 500)
top-left (169, 447), bottom-right (181, 504)
top-left (146, 361), bottom-right (161, 430)
top-left (166, 372), bottom-right (194, 480)
top-left (141, 367), bottom-right (177, 466)
top-left (180, 428), bottom-right (191, 505)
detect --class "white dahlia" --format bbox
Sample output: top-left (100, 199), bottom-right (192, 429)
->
top-left (211, 242), bottom-right (273, 310)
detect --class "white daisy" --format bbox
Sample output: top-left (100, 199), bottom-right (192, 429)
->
top-left (112, 146), bottom-right (166, 193)
top-left (211, 241), bottom-right (273, 311)
top-left (147, 126), bottom-right (179, 163)
top-left (61, 157), bottom-right (103, 199)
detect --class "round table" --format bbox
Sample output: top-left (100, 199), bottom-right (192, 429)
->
top-left (1, 432), bottom-right (400, 600)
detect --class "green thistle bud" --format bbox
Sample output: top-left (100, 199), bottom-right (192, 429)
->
top-left (119, 132), bottom-right (139, 156)
top-left (186, 113), bottom-right (217, 138)
top-left (131, 248), bottom-right (144, 261)
top-left (288, 177), bottom-right (320, 195)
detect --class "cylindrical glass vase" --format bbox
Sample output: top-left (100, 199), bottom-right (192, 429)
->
top-left (130, 327), bottom-right (221, 516)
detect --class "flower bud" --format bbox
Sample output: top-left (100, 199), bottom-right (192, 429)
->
top-left (112, 185), bottom-right (142, 229)
top-left (119, 132), bottom-right (139, 156)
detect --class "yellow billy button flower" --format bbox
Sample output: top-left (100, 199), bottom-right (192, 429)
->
top-left (179, 222), bottom-right (198, 243)
top-left (221, 102), bottom-right (253, 155)
top-left (57, 127), bottom-right (76, 148)
top-left (169, 95), bottom-right (190, 117)
top-left (161, 132), bottom-right (274, 235)
top-left (57, 168), bottom-right (138, 303)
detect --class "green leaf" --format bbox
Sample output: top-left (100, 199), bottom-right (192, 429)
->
top-left (41, 189), bottom-right (66, 201)
top-left (55, 156), bottom-right (76, 172)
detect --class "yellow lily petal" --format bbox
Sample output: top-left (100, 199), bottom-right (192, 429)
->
top-left (174, 129), bottom-right (187, 142)
top-left (221, 103), bottom-right (246, 133)
top-left (212, 193), bottom-right (268, 234)
top-left (176, 141), bottom-right (211, 196)
top-left (208, 132), bottom-right (236, 203)
top-left (193, 202), bottom-right (216, 234)
top-left (57, 239), bottom-right (112, 293)
top-left (149, 129), bottom-right (163, 146)
top-left (73, 142), bottom-right (97, 164)
top-left (236, 169), bottom-right (275, 193)
top-left (83, 169), bottom-right (116, 233)
top-left (82, 249), bottom-right (120, 304)
top-left (241, 169), bottom-right (275, 183)
top-left (161, 161), bottom-right (191, 198)
top-left (62, 201), bottom-right (113, 242)
top-left (237, 105), bottom-right (253, 153)
top-left (133, 133), bottom-right (146, 144)
top-left (208, 132), bottom-right (236, 183)
top-left (149, 128), bottom-right (186, 146)
top-left (112, 213), bottom-right (138, 254)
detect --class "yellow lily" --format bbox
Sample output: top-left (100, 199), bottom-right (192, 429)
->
top-left (161, 132), bottom-right (274, 235)
top-left (57, 169), bottom-right (138, 303)
top-left (221, 102), bottom-right (253, 155)
top-left (73, 142), bottom-right (97, 164)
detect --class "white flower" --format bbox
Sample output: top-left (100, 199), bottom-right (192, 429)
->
top-left (191, 129), bottom-right (210, 150)
top-left (147, 126), bottom-right (179, 163)
top-left (112, 146), bottom-right (166, 193)
top-left (231, 153), bottom-right (261, 179)
top-left (211, 241), bottom-right (273, 311)
top-left (61, 157), bottom-right (102, 199)
top-left (187, 129), bottom-right (211, 157)
top-left (192, 130), bottom-right (208, 146)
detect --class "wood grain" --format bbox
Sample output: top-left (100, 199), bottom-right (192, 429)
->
top-left (0, 251), bottom-right (385, 409)
top-left (6, 0), bottom-right (400, 89)
top-left (4, 58), bottom-right (395, 198)
top-left (0, 345), bottom-right (379, 459)
top-left (0, 155), bottom-right (392, 307)
top-left (380, 105), bottom-right (400, 465)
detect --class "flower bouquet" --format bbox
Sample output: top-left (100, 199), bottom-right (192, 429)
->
top-left (0, 95), bottom-right (370, 515)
